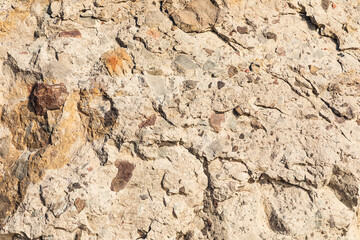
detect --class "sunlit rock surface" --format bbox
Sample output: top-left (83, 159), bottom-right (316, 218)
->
top-left (0, 0), bottom-right (360, 239)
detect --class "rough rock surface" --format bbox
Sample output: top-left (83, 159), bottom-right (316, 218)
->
top-left (0, 0), bottom-right (360, 239)
top-left (30, 82), bottom-right (69, 115)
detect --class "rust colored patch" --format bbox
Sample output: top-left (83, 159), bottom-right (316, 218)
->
top-left (74, 198), bottom-right (86, 213)
top-left (101, 48), bottom-right (133, 77)
top-left (209, 113), bottom-right (225, 133)
top-left (139, 114), bottom-right (157, 128)
top-left (107, 55), bottom-right (119, 72)
top-left (30, 82), bottom-right (69, 116)
top-left (111, 161), bottom-right (135, 192)
top-left (59, 29), bottom-right (82, 38)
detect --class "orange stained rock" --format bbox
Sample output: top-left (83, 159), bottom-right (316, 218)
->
top-left (101, 48), bottom-right (134, 78)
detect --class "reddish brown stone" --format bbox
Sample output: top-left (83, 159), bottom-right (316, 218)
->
top-left (139, 114), bottom-right (157, 128)
top-left (30, 82), bottom-right (69, 115)
top-left (74, 198), bottom-right (86, 213)
top-left (326, 125), bottom-right (333, 130)
top-left (110, 160), bottom-right (135, 192)
top-left (59, 29), bottom-right (81, 38)
top-left (209, 113), bottom-right (225, 133)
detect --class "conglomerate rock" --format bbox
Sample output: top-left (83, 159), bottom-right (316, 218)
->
top-left (0, 0), bottom-right (360, 239)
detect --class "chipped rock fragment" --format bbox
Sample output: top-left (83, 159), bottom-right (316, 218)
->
top-left (110, 160), bottom-right (136, 192)
top-left (74, 198), bottom-right (86, 213)
top-left (209, 113), bottom-right (225, 133)
top-left (30, 83), bottom-right (69, 116)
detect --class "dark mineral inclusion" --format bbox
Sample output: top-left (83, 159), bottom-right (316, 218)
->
top-left (30, 82), bottom-right (69, 115)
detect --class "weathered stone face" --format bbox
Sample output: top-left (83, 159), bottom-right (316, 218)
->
top-left (1, 0), bottom-right (360, 239)
top-left (2, 102), bottom-right (52, 150)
